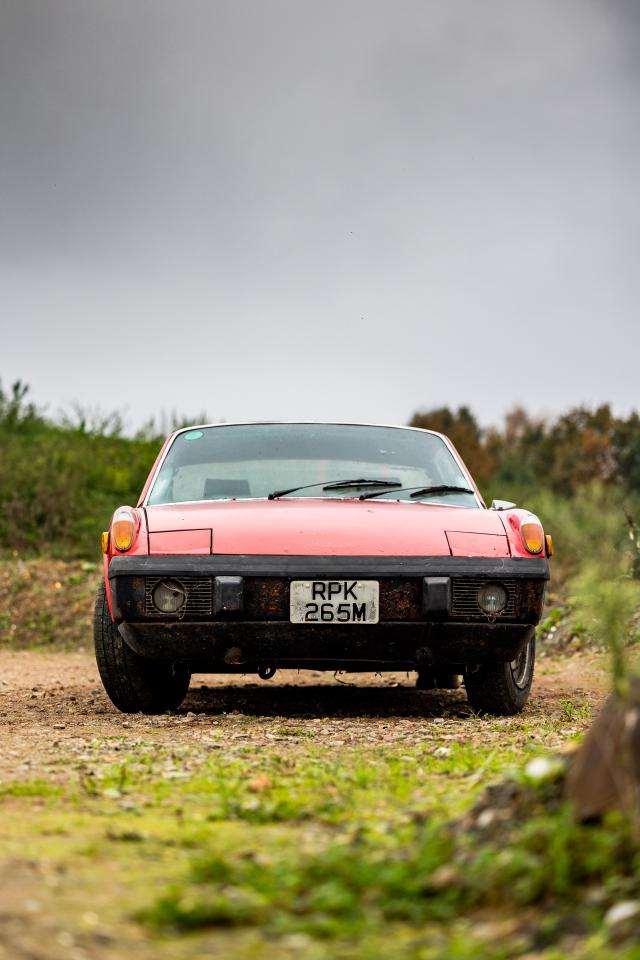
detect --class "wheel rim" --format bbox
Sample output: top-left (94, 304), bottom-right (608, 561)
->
top-left (510, 641), bottom-right (533, 689)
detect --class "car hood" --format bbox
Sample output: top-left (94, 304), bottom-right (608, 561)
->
top-left (143, 499), bottom-right (510, 557)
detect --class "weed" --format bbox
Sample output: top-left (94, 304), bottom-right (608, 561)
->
top-left (0, 780), bottom-right (63, 799)
top-left (558, 699), bottom-right (593, 723)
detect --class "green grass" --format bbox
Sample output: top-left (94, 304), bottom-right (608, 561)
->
top-left (0, 717), bottom-right (637, 959)
top-left (0, 780), bottom-right (63, 799)
top-left (75, 738), bottom-right (530, 825)
top-left (141, 806), bottom-right (638, 939)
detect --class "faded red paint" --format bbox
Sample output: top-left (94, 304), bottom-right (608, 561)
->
top-left (149, 528), bottom-right (212, 555)
top-left (143, 499), bottom-right (516, 556)
top-left (446, 531), bottom-right (510, 558)
top-left (108, 499), bottom-right (542, 560)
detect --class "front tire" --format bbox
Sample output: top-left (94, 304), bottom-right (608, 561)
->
top-left (94, 585), bottom-right (190, 714)
top-left (464, 636), bottom-right (535, 716)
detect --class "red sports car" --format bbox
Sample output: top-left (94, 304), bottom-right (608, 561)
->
top-left (95, 422), bottom-right (551, 716)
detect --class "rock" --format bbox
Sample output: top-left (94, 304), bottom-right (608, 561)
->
top-left (428, 865), bottom-right (459, 890)
top-left (524, 756), bottom-right (565, 784)
top-left (565, 677), bottom-right (640, 823)
top-left (476, 808), bottom-right (499, 829)
top-left (433, 746), bottom-right (451, 758)
top-left (604, 900), bottom-right (640, 935)
top-left (584, 887), bottom-right (607, 906)
top-left (248, 775), bottom-right (273, 793)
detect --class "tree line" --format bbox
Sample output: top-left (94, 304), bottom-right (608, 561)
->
top-left (409, 405), bottom-right (640, 497)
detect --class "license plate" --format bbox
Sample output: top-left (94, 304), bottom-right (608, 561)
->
top-left (290, 580), bottom-right (379, 624)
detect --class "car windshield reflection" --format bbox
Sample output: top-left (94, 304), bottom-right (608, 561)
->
top-left (146, 423), bottom-right (479, 508)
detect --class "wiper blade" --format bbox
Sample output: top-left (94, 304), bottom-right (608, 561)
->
top-left (409, 485), bottom-right (475, 499)
top-left (268, 478), bottom-right (401, 500)
top-left (359, 484), bottom-right (475, 501)
top-left (323, 478), bottom-right (402, 491)
top-left (268, 480), bottom-right (332, 500)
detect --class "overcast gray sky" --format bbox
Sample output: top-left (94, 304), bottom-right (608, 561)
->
top-left (1, 0), bottom-right (639, 432)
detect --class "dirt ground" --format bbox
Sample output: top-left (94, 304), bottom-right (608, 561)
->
top-left (0, 649), bottom-right (609, 782)
top-left (0, 649), bottom-right (611, 960)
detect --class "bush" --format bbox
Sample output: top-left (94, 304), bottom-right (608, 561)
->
top-left (0, 380), bottom-right (161, 558)
top-left (0, 421), bottom-right (158, 558)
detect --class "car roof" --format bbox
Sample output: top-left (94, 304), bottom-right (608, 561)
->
top-left (168, 421), bottom-right (447, 441)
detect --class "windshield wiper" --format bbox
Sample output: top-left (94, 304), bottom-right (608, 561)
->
top-left (268, 478), bottom-right (402, 500)
top-left (359, 484), bottom-right (475, 501)
top-left (324, 478), bottom-right (402, 490)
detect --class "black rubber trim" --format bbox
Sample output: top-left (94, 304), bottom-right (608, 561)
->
top-left (118, 619), bottom-right (534, 664)
top-left (109, 554), bottom-right (549, 580)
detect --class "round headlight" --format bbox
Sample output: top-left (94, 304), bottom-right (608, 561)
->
top-left (152, 579), bottom-right (186, 613)
top-left (477, 582), bottom-right (507, 615)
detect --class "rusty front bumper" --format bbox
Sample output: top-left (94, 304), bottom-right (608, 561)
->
top-left (108, 554), bottom-right (548, 668)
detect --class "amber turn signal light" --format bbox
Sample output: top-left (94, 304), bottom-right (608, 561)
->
top-left (545, 534), bottom-right (554, 557)
top-left (101, 531), bottom-right (109, 554)
top-left (111, 507), bottom-right (136, 552)
top-left (521, 517), bottom-right (544, 555)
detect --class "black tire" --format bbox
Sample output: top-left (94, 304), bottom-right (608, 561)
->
top-left (94, 585), bottom-right (190, 714)
top-left (464, 636), bottom-right (535, 716)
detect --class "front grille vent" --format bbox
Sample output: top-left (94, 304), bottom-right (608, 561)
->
top-left (451, 578), bottom-right (517, 618)
top-left (145, 576), bottom-right (213, 616)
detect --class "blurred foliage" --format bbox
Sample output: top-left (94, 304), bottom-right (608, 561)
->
top-left (563, 495), bottom-right (640, 695)
top-left (570, 557), bottom-right (640, 697)
top-left (0, 380), bottom-right (161, 558)
top-left (410, 402), bottom-right (640, 498)
top-left (142, 777), bottom-right (639, 953)
top-left (0, 380), bottom-right (216, 558)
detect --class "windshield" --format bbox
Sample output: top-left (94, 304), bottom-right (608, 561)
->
top-left (146, 423), bottom-right (479, 507)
